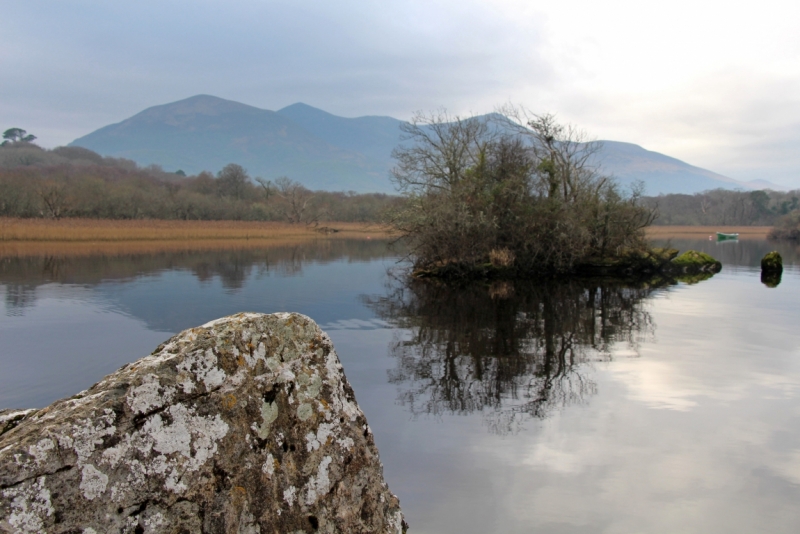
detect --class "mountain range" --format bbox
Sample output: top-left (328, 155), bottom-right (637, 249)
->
top-left (70, 95), bottom-right (783, 195)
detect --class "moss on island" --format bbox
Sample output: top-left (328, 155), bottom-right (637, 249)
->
top-left (760, 251), bottom-right (783, 288)
top-left (761, 251), bottom-right (783, 272)
top-left (413, 247), bottom-right (722, 282)
top-left (669, 250), bottom-right (723, 273)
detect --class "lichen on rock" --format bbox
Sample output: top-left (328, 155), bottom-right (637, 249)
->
top-left (0, 312), bottom-right (406, 533)
top-left (667, 250), bottom-right (722, 275)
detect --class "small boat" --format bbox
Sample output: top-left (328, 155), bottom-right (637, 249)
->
top-left (716, 232), bottom-right (739, 241)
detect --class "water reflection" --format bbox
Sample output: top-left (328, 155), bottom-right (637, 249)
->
top-left (0, 239), bottom-right (399, 408)
top-left (762, 270), bottom-right (782, 288)
top-left (365, 277), bottom-right (661, 433)
top-left (1, 239), bottom-right (395, 316)
top-left (3, 236), bottom-right (800, 532)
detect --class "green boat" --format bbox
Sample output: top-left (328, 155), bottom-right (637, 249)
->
top-left (716, 232), bottom-right (739, 241)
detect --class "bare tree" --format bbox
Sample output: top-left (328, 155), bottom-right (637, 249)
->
top-left (273, 177), bottom-right (316, 224)
top-left (255, 177), bottom-right (274, 201)
top-left (35, 179), bottom-right (69, 219)
top-left (391, 110), bottom-right (496, 194)
top-left (497, 108), bottom-right (606, 201)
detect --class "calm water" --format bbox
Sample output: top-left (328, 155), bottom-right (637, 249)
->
top-left (2, 237), bottom-right (800, 533)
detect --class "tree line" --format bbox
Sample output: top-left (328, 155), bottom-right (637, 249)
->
top-left (0, 141), bottom-right (400, 223)
top-left (641, 188), bottom-right (800, 226)
top-left (4, 126), bottom-right (799, 237)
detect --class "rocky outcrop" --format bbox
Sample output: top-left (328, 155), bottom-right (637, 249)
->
top-left (666, 250), bottom-right (722, 275)
top-left (761, 251), bottom-right (783, 273)
top-left (0, 313), bottom-right (406, 534)
top-left (761, 251), bottom-right (784, 287)
top-left (572, 248), bottom-right (722, 281)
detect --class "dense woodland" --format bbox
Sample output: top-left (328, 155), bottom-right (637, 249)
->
top-left (0, 142), bottom-right (400, 223)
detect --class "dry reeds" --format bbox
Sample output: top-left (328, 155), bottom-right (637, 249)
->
top-left (489, 247), bottom-right (515, 268)
top-left (0, 218), bottom-right (394, 243)
top-left (0, 239), bottom-right (314, 258)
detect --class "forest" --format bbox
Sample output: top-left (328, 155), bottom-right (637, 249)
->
top-left (0, 141), bottom-right (400, 223)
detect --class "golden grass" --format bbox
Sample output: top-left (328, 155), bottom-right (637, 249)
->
top-left (645, 226), bottom-right (772, 240)
top-left (0, 239), bottom-right (346, 258)
top-left (0, 218), bottom-right (394, 242)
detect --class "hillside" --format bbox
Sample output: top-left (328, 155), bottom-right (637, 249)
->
top-left (70, 95), bottom-right (386, 192)
top-left (592, 141), bottom-right (748, 195)
top-left (71, 95), bottom-right (781, 195)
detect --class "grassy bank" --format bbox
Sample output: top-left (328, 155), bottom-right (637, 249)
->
top-left (0, 218), bottom-right (393, 242)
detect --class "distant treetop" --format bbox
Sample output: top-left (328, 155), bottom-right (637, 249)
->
top-left (2, 128), bottom-right (37, 146)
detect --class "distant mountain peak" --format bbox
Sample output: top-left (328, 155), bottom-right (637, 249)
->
top-left (136, 95), bottom-right (265, 120)
top-left (277, 102), bottom-right (342, 123)
top-left (279, 102), bottom-right (328, 113)
top-left (70, 95), bottom-right (767, 195)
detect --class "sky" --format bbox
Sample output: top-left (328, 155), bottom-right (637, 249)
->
top-left (3, 0), bottom-right (800, 187)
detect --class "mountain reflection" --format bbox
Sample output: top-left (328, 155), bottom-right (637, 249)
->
top-left (365, 278), bottom-right (661, 434)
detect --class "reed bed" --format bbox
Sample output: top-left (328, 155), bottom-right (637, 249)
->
top-left (0, 238), bottom-right (371, 259)
top-left (646, 226), bottom-right (772, 240)
top-left (0, 218), bottom-right (393, 242)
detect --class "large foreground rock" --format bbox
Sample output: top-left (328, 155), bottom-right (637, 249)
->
top-left (0, 313), bottom-right (406, 533)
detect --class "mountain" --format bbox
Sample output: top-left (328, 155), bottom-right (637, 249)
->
top-left (740, 178), bottom-right (790, 191)
top-left (70, 95), bottom-right (395, 192)
top-left (591, 141), bottom-right (748, 195)
top-left (70, 95), bottom-right (783, 195)
top-left (276, 103), bottom-right (403, 165)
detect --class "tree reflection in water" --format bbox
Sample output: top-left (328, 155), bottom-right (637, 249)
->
top-left (364, 277), bottom-right (662, 434)
top-left (0, 239), bottom-right (395, 315)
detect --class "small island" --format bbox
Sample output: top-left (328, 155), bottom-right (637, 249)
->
top-left (387, 110), bottom-right (721, 281)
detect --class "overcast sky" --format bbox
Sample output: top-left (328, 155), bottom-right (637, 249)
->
top-left (3, 0), bottom-right (799, 186)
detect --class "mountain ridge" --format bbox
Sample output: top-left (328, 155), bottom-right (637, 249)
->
top-left (70, 95), bottom-right (785, 195)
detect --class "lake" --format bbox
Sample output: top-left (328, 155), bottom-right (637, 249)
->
top-left (2, 236), bottom-right (800, 533)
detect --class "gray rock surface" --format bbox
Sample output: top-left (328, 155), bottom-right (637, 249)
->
top-left (0, 312), bottom-right (406, 533)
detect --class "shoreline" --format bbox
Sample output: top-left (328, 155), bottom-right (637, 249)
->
top-left (0, 237), bottom-right (393, 258)
top-left (0, 218), bottom-right (394, 242)
top-left (645, 225), bottom-right (772, 239)
top-left (1, 218), bottom-right (770, 241)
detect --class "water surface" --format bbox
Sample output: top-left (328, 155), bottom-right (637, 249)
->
top-left (2, 237), bottom-right (799, 533)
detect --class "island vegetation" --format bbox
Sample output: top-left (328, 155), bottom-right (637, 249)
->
top-left (386, 110), bottom-right (678, 278)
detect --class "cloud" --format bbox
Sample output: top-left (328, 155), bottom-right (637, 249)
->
top-left (2, 0), bottom-right (800, 185)
top-left (1, 1), bottom-right (551, 139)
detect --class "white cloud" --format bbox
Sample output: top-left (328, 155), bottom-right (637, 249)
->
top-left (2, 0), bottom-right (799, 184)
